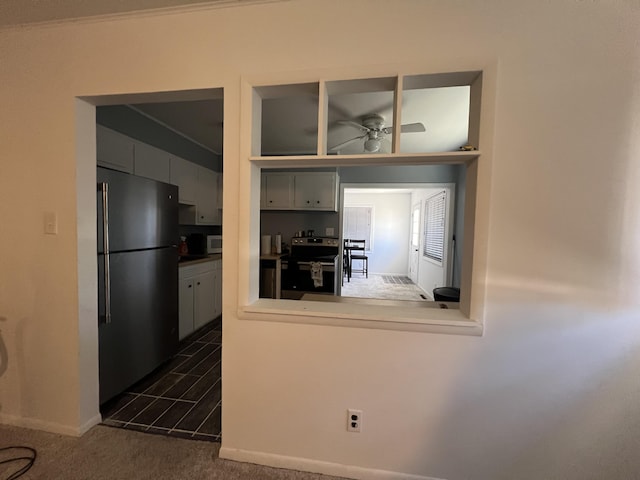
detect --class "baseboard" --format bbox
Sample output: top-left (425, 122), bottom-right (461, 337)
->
top-left (219, 446), bottom-right (444, 480)
top-left (0, 412), bottom-right (102, 437)
top-left (77, 413), bottom-right (103, 435)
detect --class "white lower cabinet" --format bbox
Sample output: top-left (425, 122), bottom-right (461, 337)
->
top-left (178, 260), bottom-right (221, 340)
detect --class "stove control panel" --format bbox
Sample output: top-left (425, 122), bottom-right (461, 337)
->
top-left (291, 237), bottom-right (339, 246)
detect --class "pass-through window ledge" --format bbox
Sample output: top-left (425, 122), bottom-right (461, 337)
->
top-left (239, 298), bottom-right (483, 336)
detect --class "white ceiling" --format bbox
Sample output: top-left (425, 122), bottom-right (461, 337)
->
top-left (0, 0), bottom-right (285, 28)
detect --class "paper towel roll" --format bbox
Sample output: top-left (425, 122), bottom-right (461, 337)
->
top-left (275, 234), bottom-right (282, 254)
top-left (261, 235), bottom-right (272, 255)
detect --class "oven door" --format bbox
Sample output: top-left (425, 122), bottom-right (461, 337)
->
top-left (281, 260), bottom-right (336, 299)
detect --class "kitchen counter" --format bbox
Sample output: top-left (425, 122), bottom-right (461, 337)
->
top-left (178, 253), bottom-right (222, 266)
top-left (260, 254), bottom-right (284, 299)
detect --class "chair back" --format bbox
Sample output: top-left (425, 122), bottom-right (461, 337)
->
top-left (350, 239), bottom-right (366, 251)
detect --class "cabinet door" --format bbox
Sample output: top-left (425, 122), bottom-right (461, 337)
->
top-left (194, 270), bottom-right (216, 330)
top-left (178, 277), bottom-right (195, 340)
top-left (170, 156), bottom-right (198, 205)
top-left (96, 125), bottom-right (134, 173)
top-left (262, 173), bottom-right (293, 209)
top-left (293, 173), bottom-right (337, 210)
top-left (312, 173), bottom-right (338, 210)
top-left (134, 141), bottom-right (171, 183)
top-left (196, 166), bottom-right (219, 225)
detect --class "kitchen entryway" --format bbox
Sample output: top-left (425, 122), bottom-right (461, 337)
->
top-left (101, 317), bottom-right (222, 442)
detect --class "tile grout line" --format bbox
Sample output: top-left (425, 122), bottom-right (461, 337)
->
top-left (102, 392), bottom-right (139, 420)
top-left (177, 350), bottom-right (221, 381)
top-left (102, 320), bottom-right (223, 439)
top-left (193, 399), bottom-right (222, 436)
top-left (166, 380), bottom-right (220, 436)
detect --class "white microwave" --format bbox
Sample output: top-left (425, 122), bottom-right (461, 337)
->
top-left (207, 235), bottom-right (222, 254)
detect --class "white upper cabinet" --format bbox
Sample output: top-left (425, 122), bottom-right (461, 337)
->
top-left (261, 172), bottom-right (294, 209)
top-left (133, 141), bottom-right (171, 183)
top-left (170, 156), bottom-right (198, 205)
top-left (293, 172), bottom-right (337, 210)
top-left (196, 166), bottom-right (220, 225)
top-left (261, 171), bottom-right (337, 211)
top-left (97, 124), bottom-right (221, 225)
top-left (96, 125), bottom-right (134, 173)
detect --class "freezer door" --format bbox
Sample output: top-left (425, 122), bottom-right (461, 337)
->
top-left (97, 167), bottom-right (178, 253)
top-left (98, 247), bottom-right (178, 404)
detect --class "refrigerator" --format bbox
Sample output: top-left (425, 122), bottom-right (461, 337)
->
top-left (97, 167), bottom-right (179, 405)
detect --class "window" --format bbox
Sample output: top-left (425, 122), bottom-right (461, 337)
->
top-left (423, 190), bottom-right (446, 263)
top-left (244, 69), bottom-right (488, 333)
top-left (343, 206), bottom-right (372, 248)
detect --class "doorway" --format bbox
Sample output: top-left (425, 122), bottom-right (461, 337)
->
top-left (85, 89), bottom-right (225, 442)
top-left (339, 182), bottom-right (456, 302)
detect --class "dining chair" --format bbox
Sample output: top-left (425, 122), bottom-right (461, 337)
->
top-left (342, 238), bottom-right (351, 284)
top-left (348, 239), bottom-right (368, 278)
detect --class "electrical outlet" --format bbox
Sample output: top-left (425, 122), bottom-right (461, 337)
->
top-left (347, 408), bottom-right (362, 432)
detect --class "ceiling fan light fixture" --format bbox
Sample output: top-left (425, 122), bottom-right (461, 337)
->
top-left (364, 138), bottom-right (381, 153)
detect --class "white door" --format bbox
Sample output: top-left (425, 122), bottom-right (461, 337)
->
top-left (408, 202), bottom-right (420, 283)
top-left (417, 187), bottom-right (453, 297)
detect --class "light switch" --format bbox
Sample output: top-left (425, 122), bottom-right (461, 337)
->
top-left (44, 211), bottom-right (58, 235)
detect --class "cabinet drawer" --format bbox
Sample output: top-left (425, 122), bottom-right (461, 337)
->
top-left (179, 260), bottom-right (215, 279)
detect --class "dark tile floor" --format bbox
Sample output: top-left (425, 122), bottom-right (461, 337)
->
top-left (101, 317), bottom-right (222, 442)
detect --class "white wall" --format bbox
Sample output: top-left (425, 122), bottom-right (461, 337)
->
top-left (1, 1), bottom-right (639, 479)
top-left (343, 191), bottom-right (411, 275)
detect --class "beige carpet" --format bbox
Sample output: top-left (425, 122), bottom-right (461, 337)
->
top-left (0, 424), bottom-right (347, 480)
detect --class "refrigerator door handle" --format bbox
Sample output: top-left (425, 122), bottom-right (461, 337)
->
top-left (100, 182), bottom-right (112, 324)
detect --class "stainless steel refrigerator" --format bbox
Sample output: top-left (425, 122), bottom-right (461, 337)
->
top-left (97, 167), bottom-right (179, 405)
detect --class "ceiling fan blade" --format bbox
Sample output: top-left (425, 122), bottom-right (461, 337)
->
top-left (337, 120), bottom-right (369, 132)
top-left (401, 122), bottom-right (426, 133)
top-left (329, 134), bottom-right (367, 151)
top-left (383, 122), bottom-right (426, 135)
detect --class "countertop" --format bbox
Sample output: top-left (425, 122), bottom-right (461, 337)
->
top-left (178, 253), bottom-right (222, 266)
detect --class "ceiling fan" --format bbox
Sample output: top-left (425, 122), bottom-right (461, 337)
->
top-left (329, 114), bottom-right (426, 153)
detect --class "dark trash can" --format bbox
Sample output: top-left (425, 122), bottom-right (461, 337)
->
top-left (433, 287), bottom-right (460, 302)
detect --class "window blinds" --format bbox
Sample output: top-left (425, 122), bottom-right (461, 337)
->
top-left (423, 190), bottom-right (446, 262)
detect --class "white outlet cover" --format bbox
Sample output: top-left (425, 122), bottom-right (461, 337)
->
top-left (347, 408), bottom-right (362, 432)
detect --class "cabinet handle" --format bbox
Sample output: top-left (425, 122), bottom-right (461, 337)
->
top-left (188, 285), bottom-right (192, 288)
top-left (197, 282), bottom-right (201, 285)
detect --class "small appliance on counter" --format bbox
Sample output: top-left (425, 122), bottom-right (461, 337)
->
top-left (186, 233), bottom-right (206, 255)
top-left (207, 234), bottom-right (222, 254)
